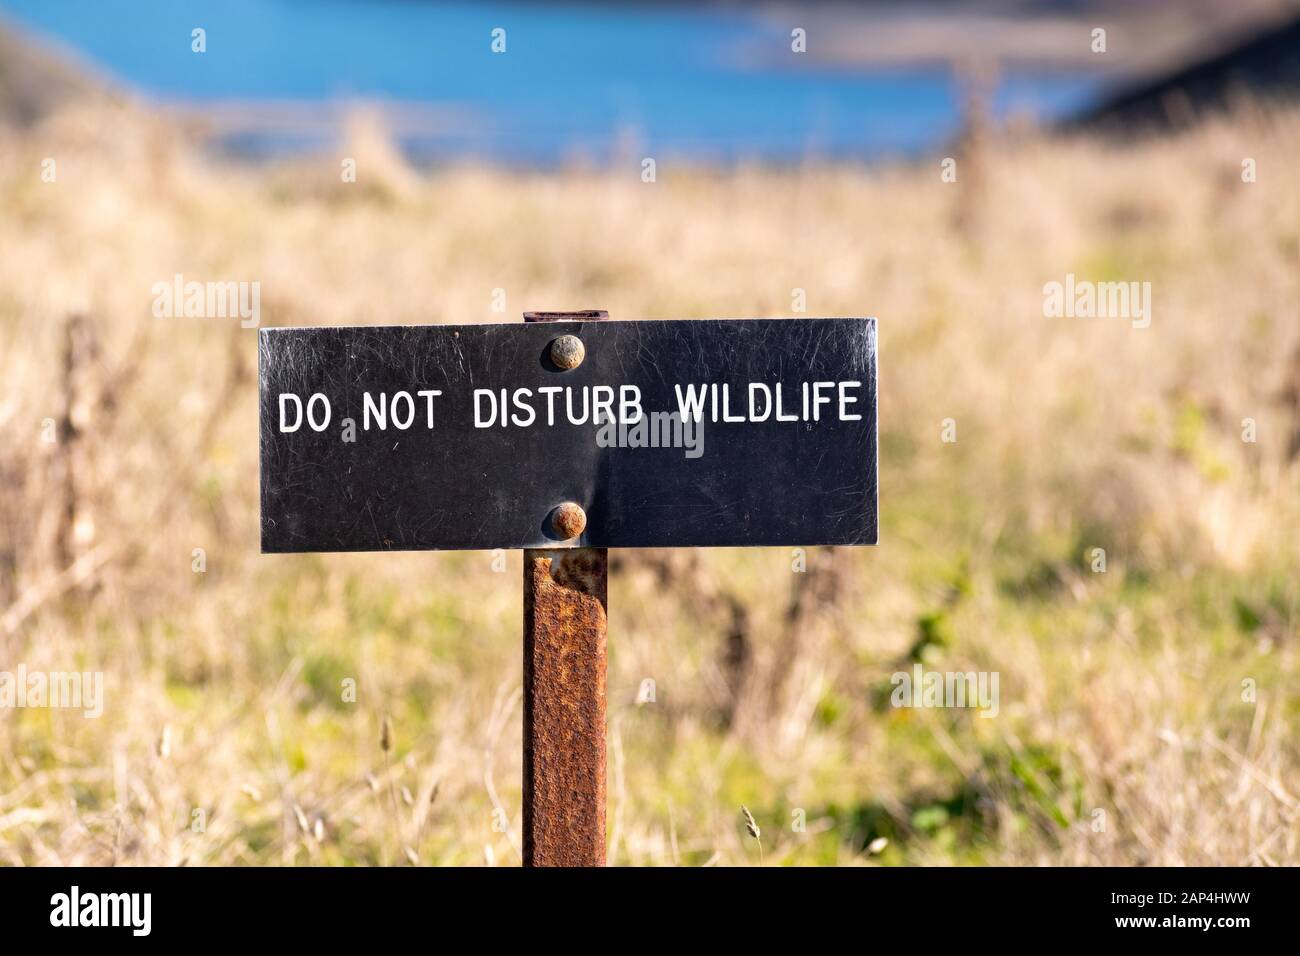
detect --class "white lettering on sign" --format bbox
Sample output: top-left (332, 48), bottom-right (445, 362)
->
top-left (472, 386), bottom-right (640, 428)
top-left (306, 393), bottom-right (331, 432)
top-left (364, 390), bottom-right (444, 430)
top-left (279, 393), bottom-right (303, 432)
top-left (279, 381), bottom-right (862, 434)
top-left (674, 382), bottom-right (861, 423)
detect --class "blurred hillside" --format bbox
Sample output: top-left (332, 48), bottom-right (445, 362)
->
top-left (768, 0), bottom-right (1293, 73)
top-left (0, 22), bottom-right (106, 126)
top-left (4, 0), bottom-right (1298, 165)
top-left (0, 82), bottom-right (1296, 864)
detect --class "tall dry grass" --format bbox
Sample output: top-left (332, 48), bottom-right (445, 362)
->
top-left (0, 97), bottom-right (1297, 865)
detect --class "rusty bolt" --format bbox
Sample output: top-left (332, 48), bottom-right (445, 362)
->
top-left (549, 335), bottom-right (585, 370)
top-left (551, 502), bottom-right (587, 539)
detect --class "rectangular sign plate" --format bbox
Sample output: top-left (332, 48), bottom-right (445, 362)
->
top-left (259, 317), bottom-right (876, 551)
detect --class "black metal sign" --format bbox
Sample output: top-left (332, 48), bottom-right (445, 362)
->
top-left (259, 317), bottom-right (876, 551)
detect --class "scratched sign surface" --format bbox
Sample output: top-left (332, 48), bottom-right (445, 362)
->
top-left (259, 317), bottom-right (877, 551)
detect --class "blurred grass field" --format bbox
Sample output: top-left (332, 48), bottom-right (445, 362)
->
top-left (0, 97), bottom-right (1297, 866)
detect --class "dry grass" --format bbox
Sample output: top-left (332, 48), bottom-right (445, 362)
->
top-left (0, 97), bottom-right (1297, 865)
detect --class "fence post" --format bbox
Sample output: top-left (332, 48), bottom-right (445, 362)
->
top-left (521, 309), bottom-right (609, 867)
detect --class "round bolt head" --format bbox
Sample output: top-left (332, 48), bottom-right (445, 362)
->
top-left (552, 501), bottom-right (587, 539)
top-left (549, 335), bottom-right (585, 370)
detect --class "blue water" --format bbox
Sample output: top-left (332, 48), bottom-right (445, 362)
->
top-left (0, 0), bottom-right (1102, 164)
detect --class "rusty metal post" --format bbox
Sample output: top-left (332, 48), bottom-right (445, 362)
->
top-left (522, 309), bottom-right (609, 867)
